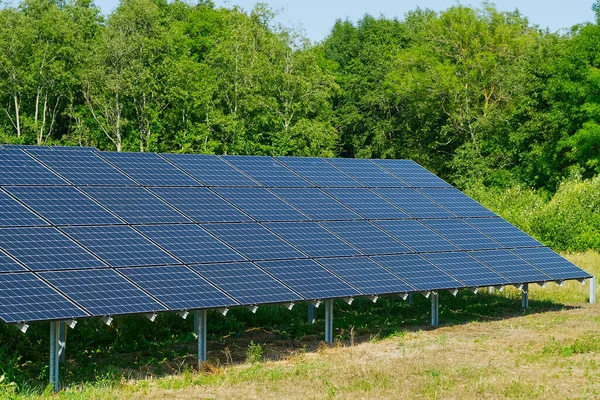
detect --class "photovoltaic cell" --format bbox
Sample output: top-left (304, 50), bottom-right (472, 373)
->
top-left (39, 269), bottom-right (167, 316)
top-left (465, 218), bottom-right (543, 248)
top-left (192, 262), bottom-right (303, 305)
top-left (5, 186), bottom-right (122, 226)
top-left (52, 146), bottom-right (98, 151)
top-left (422, 219), bottom-right (502, 251)
top-left (0, 189), bottom-right (49, 227)
top-left (512, 247), bottom-right (591, 280)
top-left (317, 257), bottom-right (414, 295)
top-left (374, 188), bottom-right (455, 218)
top-left (270, 188), bottom-right (359, 220)
top-left (99, 152), bottom-right (200, 187)
top-left (423, 252), bottom-right (509, 287)
top-left (161, 154), bottom-right (258, 186)
top-left (213, 187), bottom-right (308, 222)
top-left (327, 158), bottom-right (406, 187)
top-left (0, 227), bottom-right (104, 271)
top-left (276, 157), bottom-right (360, 187)
top-left (135, 224), bottom-right (245, 264)
top-left (264, 222), bottom-right (360, 257)
top-left (0, 250), bottom-right (27, 273)
top-left (469, 249), bottom-right (551, 283)
top-left (0, 273), bottom-right (88, 323)
top-left (257, 259), bottom-right (361, 299)
top-left (372, 254), bottom-right (463, 291)
top-left (82, 187), bottom-right (190, 224)
top-left (373, 159), bottom-right (451, 187)
top-left (0, 149), bottom-right (66, 186)
top-left (120, 266), bottom-right (237, 310)
top-left (374, 220), bottom-right (459, 253)
top-left (321, 221), bottom-right (412, 255)
top-left (203, 223), bottom-right (306, 261)
top-left (222, 155), bottom-right (312, 187)
top-left (62, 225), bottom-right (179, 267)
top-left (419, 188), bottom-right (496, 217)
top-left (324, 188), bottom-right (410, 219)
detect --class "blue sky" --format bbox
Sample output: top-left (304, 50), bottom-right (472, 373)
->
top-left (95, 0), bottom-right (596, 42)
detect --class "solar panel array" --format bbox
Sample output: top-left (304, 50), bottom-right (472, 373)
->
top-left (0, 146), bottom-right (591, 324)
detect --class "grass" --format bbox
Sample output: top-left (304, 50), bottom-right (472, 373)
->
top-left (1, 251), bottom-right (600, 399)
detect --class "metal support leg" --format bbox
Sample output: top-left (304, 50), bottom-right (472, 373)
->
top-left (431, 292), bottom-right (439, 327)
top-left (49, 321), bottom-right (60, 392)
top-left (407, 293), bottom-right (413, 304)
top-left (590, 276), bottom-right (596, 304)
top-left (195, 310), bottom-right (207, 369)
top-left (308, 303), bottom-right (315, 324)
top-left (58, 321), bottom-right (66, 363)
top-left (488, 286), bottom-right (495, 294)
top-left (522, 283), bottom-right (529, 309)
top-left (324, 299), bottom-right (333, 343)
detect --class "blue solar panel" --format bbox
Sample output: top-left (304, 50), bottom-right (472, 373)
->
top-left (326, 158), bottom-right (406, 187)
top-left (213, 187), bottom-right (308, 222)
top-left (99, 152), bottom-right (200, 187)
top-left (422, 219), bottom-right (502, 251)
top-left (257, 259), bottom-right (361, 299)
top-left (276, 157), bottom-right (360, 187)
top-left (192, 262), bottom-right (303, 305)
top-left (423, 252), bottom-right (509, 287)
top-left (321, 220), bottom-right (412, 255)
top-left (469, 249), bottom-right (552, 283)
top-left (0, 250), bottom-right (27, 273)
top-left (0, 149), bottom-right (66, 185)
top-left (39, 269), bottom-right (167, 316)
top-left (150, 187), bottom-right (252, 223)
top-left (5, 186), bottom-right (122, 226)
top-left (82, 187), bottom-right (190, 224)
top-left (372, 254), bottom-right (464, 291)
top-left (0, 227), bottom-right (105, 271)
top-left (270, 188), bottom-right (360, 220)
top-left (317, 257), bottom-right (414, 295)
top-left (52, 146), bottom-right (98, 151)
top-left (28, 149), bottom-right (138, 186)
top-left (0, 273), bottom-right (88, 323)
top-left (135, 224), bottom-right (245, 264)
top-left (324, 188), bottom-right (410, 219)
top-left (0, 189), bottom-right (48, 227)
top-left (161, 153), bottom-right (258, 186)
top-left (62, 225), bottom-right (179, 267)
top-left (202, 223), bottom-right (306, 261)
top-left (419, 188), bottom-right (496, 217)
top-left (3, 144), bottom-right (51, 150)
top-left (374, 188), bottom-right (455, 218)
top-left (120, 266), bottom-right (238, 310)
top-left (373, 159), bottom-right (451, 187)
top-left (465, 218), bottom-right (543, 248)
top-left (512, 247), bottom-right (591, 280)
top-left (374, 220), bottom-right (459, 253)
top-left (264, 222), bottom-right (360, 257)
top-left (221, 155), bottom-right (312, 187)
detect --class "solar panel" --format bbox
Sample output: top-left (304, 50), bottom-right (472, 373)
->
top-left (213, 187), bottom-right (308, 222)
top-left (81, 187), bottom-right (190, 224)
top-left (257, 259), bottom-right (361, 300)
top-left (160, 153), bottom-right (258, 186)
top-left (423, 252), bottom-right (509, 287)
top-left (150, 187), bottom-right (252, 223)
top-left (422, 219), bottom-right (502, 251)
top-left (191, 262), bottom-right (303, 305)
top-left (62, 225), bottom-right (179, 267)
top-left (276, 157), bottom-right (360, 187)
top-left (0, 189), bottom-right (49, 227)
top-left (419, 188), bottom-right (496, 217)
top-left (221, 155), bottom-right (312, 187)
top-left (202, 223), bottom-right (306, 261)
top-left (39, 269), bottom-right (167, 316)
top-left (469, 249), bottom-right (552, 283)
top-left (134, 224), bottom-right (245, 264)
top-left (0, 149), bottom-right (66, 186)
top-left (52, 145), bottom-right (98, 151)
top-left (270, 188), bottom-right (360, 220)
top-left (324, 188), bottom-right (410, 219)
top-left (99, 152), bottom-right (200, 187)
top-left (321, 220), bottom-right (412, 255)
top-left (0, 227), bottom-right (105, 271)
top-left (0, 273), bottom-right (88, 323)
top-left (373, 159), bottom-right (451, 187)
top-left (0, 250), bottom-right (27, 273)
top-left (316, 257), bottom-right (414, 295)
top-left (5, 186), bottom-right (122, 226)
top-left (28, 149), bottom-right (138, 186)
top-left (465, 218), bottom-right (543, 248)
top-left (374, 220), bottom-right (459, 252)
top-left (3, 144), bottom-right (51, 150)
top-left (372, 254), bottom-right (463, 291)
top-left (264, 222), bottom-right (360, 257)
top-left (326, 158), bottom-right (406, 187)
top-left (511, 247), bottom-right (592, 280)
top-left (120, 266), bottom-right (238, 310)
top-left (374, 188), bottom-right (455, 218)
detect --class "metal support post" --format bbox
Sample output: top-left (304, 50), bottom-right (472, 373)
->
top-left (431, 292), bottom-right (439, 327)
top-left (49, 321), bottom-right (60, 392)
top-left (407, 293), bottom-right (413, 304)
top-left (324, 299), bottom-right (333, 343)
top-left (488, 286), bottom-right (495, 294)
top-left (58, 321), bottom-right (66, 363)
top-left (195, 310), bottom-right (207, 369)
top-left (590, 276), bottom-right (596, 304)
top-left (522, 283), bottom-right (529, 309)
top-left (308, 303), bottom-right (315, 324)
